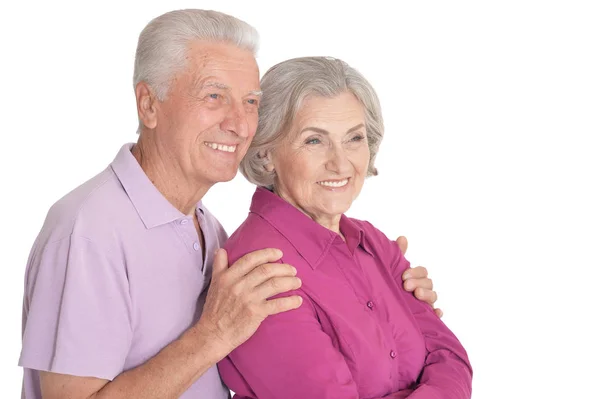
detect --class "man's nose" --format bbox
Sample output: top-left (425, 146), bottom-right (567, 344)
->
top-left (220, 103), bottom-right (250, 138)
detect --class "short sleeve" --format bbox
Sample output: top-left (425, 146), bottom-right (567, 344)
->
top-left (19, 235), bottom-right (133, 380)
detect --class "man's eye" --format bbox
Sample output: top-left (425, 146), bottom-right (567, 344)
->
top-left (207, 93), bottom-right (220, 100)
top-left (247, 99), bottom-right (258, 105)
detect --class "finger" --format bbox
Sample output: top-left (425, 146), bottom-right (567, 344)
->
top-left (435, 308), bottom-right (444, 318)
top-left (211, 248), bottom-right (229, 277)
top-left (254, 276), bottom-right (302, 300)
top-left (264, 295), bottom-right (303, 315)
top-left (414, 288), bottom-right (438, 307)
top-left (228, 248), bottom-right (284, 277)
top-left (244, 263), bottom-right (298, 288)
top-left (403, 277), bottom-right (433, 292)
top-left (402, 265), bottom-right (429, 281)
top-left (396, 236), bottom-right (408, 255)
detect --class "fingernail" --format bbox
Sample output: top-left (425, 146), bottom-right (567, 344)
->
top-left (403, 272), bottom-right (411, 280)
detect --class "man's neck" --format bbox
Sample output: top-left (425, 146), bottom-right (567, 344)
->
top-left (132, 140), bottom-right (211, 216)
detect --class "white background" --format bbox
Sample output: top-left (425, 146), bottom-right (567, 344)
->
top-left (1, 1), bottom-right (599, 398)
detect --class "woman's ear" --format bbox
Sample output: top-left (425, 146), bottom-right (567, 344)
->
top-left (260, 150), bottom-right (275, 173)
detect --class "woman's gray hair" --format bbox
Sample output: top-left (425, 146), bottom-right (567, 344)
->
top-left (240, 56), bottom-right (384, 188)
top-left (133, 9), bottom-right (259, 101)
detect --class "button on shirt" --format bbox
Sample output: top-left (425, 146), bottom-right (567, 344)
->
top-left (219, 187), bottom-right (472, 399)
top-left (19, 143), bottom-right (229, 399)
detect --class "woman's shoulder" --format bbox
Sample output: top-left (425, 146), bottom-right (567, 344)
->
top-left (224, 212), bottom-right (302, 266)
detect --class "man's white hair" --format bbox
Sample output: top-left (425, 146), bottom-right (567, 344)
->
top-left (133, 9), bottom-right (259, 101)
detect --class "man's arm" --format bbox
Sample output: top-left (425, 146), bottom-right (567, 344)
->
top-left (39, 248), bottom-right (302, 399)
top-left (40, 326), bottom-right (223, 399)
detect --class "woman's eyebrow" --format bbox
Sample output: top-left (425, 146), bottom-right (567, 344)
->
top-left (300, 123), bottom-right (365, 135)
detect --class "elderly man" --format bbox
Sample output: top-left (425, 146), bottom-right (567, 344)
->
top-left (19, 9), bottom-right (440, 399)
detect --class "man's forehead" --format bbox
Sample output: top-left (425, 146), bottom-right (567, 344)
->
top-left (183, 42), bottom-right (260, 91)
top-left (186, 40), bottom-right (258, 71)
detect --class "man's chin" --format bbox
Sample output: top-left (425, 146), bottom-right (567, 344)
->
top-left (213, 170), bottom-right (238, 184)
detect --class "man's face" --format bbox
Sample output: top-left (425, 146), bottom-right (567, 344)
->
top-left (153, 40), bottom-right (261, 187)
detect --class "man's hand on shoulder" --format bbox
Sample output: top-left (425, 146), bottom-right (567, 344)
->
top-left (396, 236), bottom-right (443, 318)
top-left (197, 248), bottom-right (303, 357)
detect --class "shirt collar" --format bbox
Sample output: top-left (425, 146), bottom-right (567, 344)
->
top-left (249, 187), bottom-right (374, 269)
top-left (110, 143), bottom-right (205, 229)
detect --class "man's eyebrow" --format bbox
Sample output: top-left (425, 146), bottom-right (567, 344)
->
top-left (198, 82), bottom-right (262, 97)
top-left (202, 81), bottom-right (230, 90)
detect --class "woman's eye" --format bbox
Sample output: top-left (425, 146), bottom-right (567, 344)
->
top-left (306, 138), bottom-right (321, 145)
top-left (351, 134), bottom-right (365, 142)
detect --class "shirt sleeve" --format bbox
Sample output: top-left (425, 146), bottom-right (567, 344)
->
top-left (217, 281), bottom-right (425, 399)
top-left (371, 225), bottom-right (473, 399)
top-left (218, 287), bottom-right (364, 399)
top-left (19, 234), bottom-right (133, 380)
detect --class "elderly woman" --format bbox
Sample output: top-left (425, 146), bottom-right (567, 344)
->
top-left (218, 57), bottom-right (472, 399)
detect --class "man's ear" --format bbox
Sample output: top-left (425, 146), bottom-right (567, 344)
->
top-left (135, 81), bottom-right (158, 130)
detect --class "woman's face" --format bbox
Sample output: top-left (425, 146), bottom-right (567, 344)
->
top-left (268, 92), bottom-right (371, 226)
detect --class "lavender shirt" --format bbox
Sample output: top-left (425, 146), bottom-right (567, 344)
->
top-left (219, 187), bottom-right (472, 399)
top-left (19, 144), bottom-right (229, 399)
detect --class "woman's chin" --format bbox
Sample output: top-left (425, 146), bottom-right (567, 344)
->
top-left (318, 203), bottom-right (353, 219)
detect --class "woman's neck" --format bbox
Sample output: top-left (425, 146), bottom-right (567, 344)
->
top-left (273, 185), bottom-right (343, 236)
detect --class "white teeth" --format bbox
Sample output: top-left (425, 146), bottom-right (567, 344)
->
top-left (205, 142), bottom-right (236, 153)
top-left (318, 179), bottom-right (349, 188)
